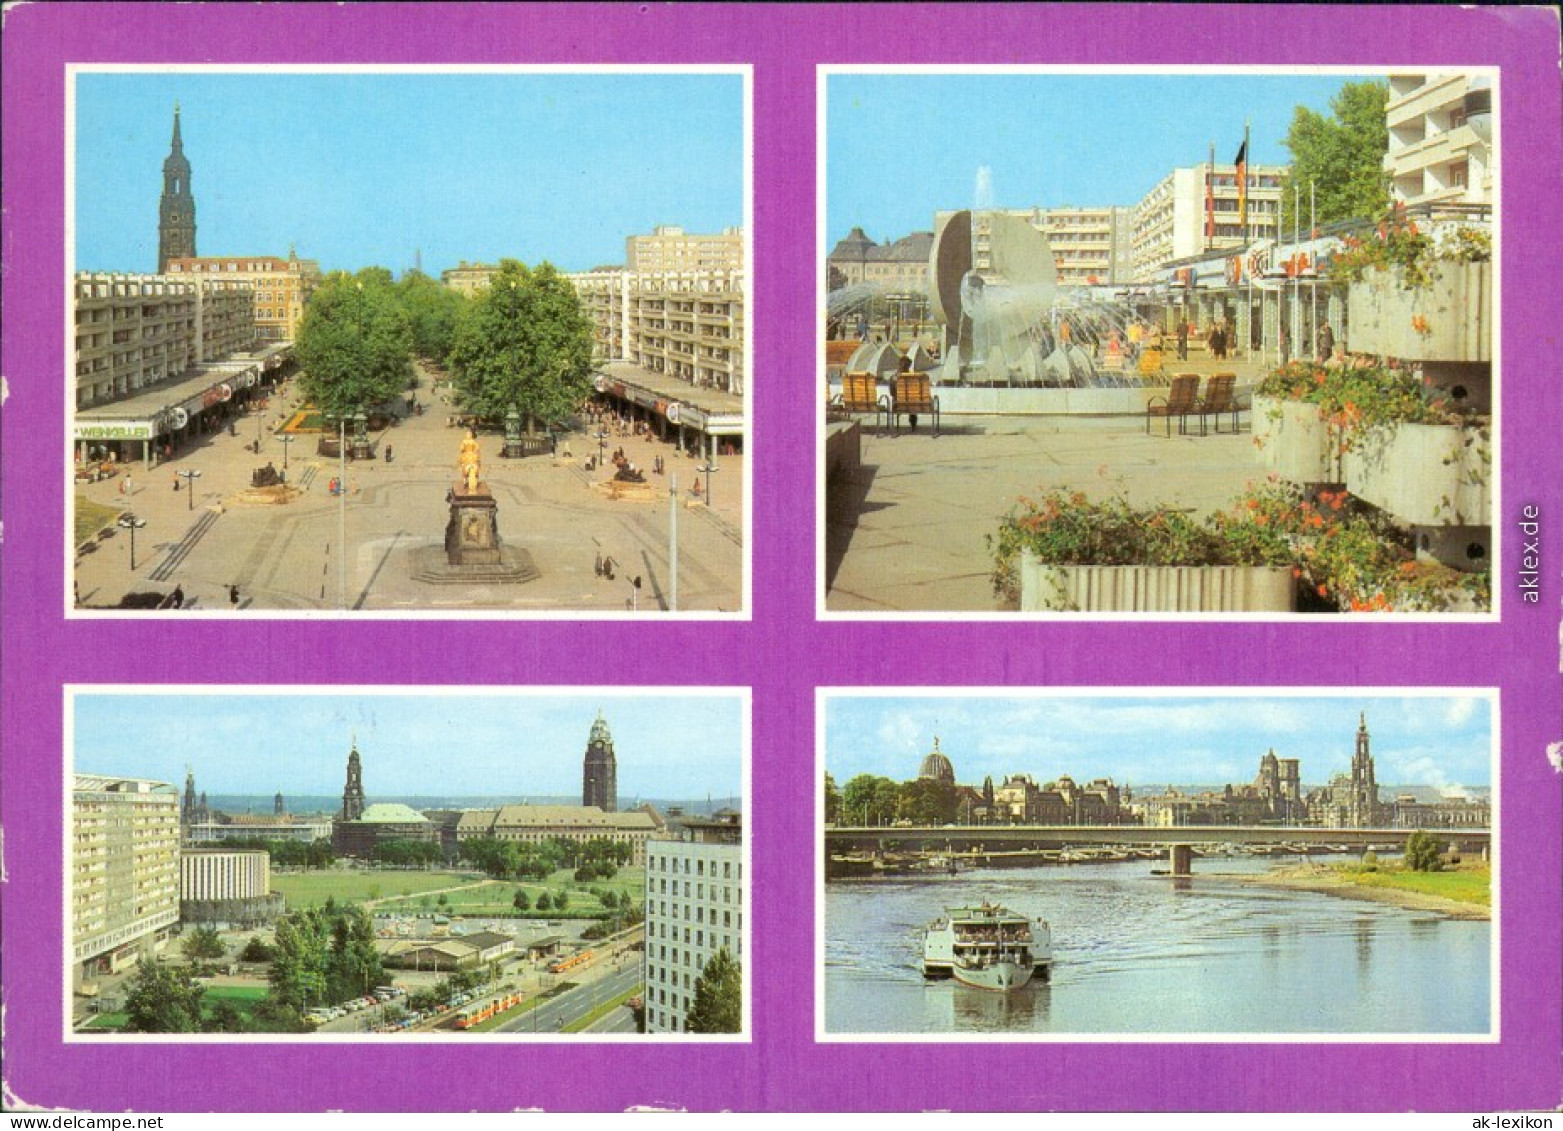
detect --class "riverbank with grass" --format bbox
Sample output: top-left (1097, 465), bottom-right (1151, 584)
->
top-left (1239, 861), bottom-right (1490, 920)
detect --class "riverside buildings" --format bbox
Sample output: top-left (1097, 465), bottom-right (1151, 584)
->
top-left (72, 774), bottom-right (182, 990)
top-left (643, 813), bottom-right (744, 1034)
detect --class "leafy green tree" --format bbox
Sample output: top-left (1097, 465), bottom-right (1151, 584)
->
top-left (123, 959), bottom-right (206, 1033)
top-left (686, 947), bottom-right (741, 1034)
top-left (446, 259), bottom-right (594, 429)
top-left (203, 998), bottom-right (247, 1033)
top-left (553, 890), bottom-right (570, 913)
top-left (824, 773), bottom-right (841, 824)
top-left (535, 892), bottom-right (552, 913)
top-left (1404, 829), bottom-right (1445, 872)
top-left (240, 937), bottom-right (277, 963)
top-left (396, 269), bottom-right (468, 360)
top-left (841, 774), bottom-right (901, 826)
top-left (896, 778), bottom-right (959, 826)
top-left (513, 889), bottom-right (531, 912)
top-left (295, 269), bottom-right (414, 418)
top-left (181, 926), bottom-right (227, 962)
top-left (1280, 80), bottom-right (1391, 233)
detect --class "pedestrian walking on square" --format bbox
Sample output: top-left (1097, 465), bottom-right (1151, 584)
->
top-left (1176, 320), bottom-right (1189, 360)
top-left (171, 586), bottom-right (185, 609)
top-left (229, 584), bottom-right (240, 609)
top-left (1317, 321), bottom-right (1335, 364)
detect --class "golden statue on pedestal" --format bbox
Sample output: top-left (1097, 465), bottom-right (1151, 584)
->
top-left (457, 428), bottom-right (483, 493)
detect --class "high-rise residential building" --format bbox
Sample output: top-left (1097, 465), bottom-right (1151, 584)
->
top-left (1384, 74), bottom-right (1493, 208)
top-left (643, 814), bottom-right (744, 1034)
top-left (72, 272), bottom-right (256, 411)
top-left (626, 226), bottom-right (744, 274)
top-left (582, 711), bottom-right (618, 812)
top-left (72, 774), bottom-right (181, 989)
top-left (157, 105), bottom-right (197, 273)
top-left (569, 265), bottom-right (746, 396)
top-left (163, 249), bottom-right (320, 342)
top-left (1131, 162), bottom-right (1285, 281)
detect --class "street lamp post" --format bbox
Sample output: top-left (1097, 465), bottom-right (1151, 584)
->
top-left (177, 469), bottom-right (201, 510)
top-left (117, 514), bottom-right (147, 570)
top-left (278, 434), bottom-right (294, 473)
top-left (696, 436), bottom-right (718, 508)
top-left (595, 427), bottom-right (609, 471)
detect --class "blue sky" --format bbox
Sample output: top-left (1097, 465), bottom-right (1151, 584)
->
top-left (73, 690), bottom-right (744, 799)
top-left (73, 70), bottom-right (745, 276)
top-left (824, 694), bottom-right (1493, 792)
top-left (827, 71), bottom-right (1380, 243)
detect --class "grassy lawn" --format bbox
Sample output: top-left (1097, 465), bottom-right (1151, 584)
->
top-left (376, 867), bottom-right (644, 917)
top-left (1342, 863), bottom-right (1490, 907)
top-left (271, 868), bottom-right (487, 909)
top-left (75, 495), bottom-right (123, 546)
top-left (202, 984), bottom-right (270, 1020)
top-left (281, 409), bottom-right (328, 434)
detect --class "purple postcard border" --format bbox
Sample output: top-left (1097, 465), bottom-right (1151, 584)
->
top-left (3, 2), bottom-right (1560, 1114)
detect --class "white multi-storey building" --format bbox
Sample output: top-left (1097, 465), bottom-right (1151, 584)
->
top-left (569, 267), bottom-right (746, 395)
top-left (642, 816), bottom-right (744, 1034)
top-left (626, 225), bottom-right (744, 274)
top-left (1131, 162), bottom-right (1285, 281)
top-left (72, 774), bottom-right (182, 988)
top-left (1384, 74), bottom-right (1493, 208)
top-left (73, 272), bottom-right (255, 411)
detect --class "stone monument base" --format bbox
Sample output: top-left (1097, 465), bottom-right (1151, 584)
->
top-left (410, 544), bottom-right (541, 586)
top-left (445, 489), bottom-right (502, 566)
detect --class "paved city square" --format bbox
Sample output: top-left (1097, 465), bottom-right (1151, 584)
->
top-left (75, 369), bottom-right (745, 614)
top-left (825, 356), bottom-right (1268, 612)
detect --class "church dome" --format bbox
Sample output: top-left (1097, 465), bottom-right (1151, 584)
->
top-left (918, 736), bottom-right (955, 786)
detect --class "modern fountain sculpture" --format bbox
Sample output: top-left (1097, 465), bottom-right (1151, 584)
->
top-left (929, 209), bottom-right (1101, 387)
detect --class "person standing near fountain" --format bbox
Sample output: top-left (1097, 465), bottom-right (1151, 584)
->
top-left (1176, 319), bottom-right (1190, 361)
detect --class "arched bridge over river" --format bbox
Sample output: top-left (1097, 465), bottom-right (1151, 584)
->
top-left (825, 824), bottom-right (1491, 876)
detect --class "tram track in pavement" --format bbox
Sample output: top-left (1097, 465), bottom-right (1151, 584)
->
top-left (147, 508), bottom-right (221, 581)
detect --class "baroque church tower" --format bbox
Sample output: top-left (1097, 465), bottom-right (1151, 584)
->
top-left (340, 736), bottom-right (366, 821)
top-left (582, 711), bottom-right (618, 812)
top-left (157, 104), bottom-right (197, 273)
top-left (1349, 711), bottom-right (1381, 826)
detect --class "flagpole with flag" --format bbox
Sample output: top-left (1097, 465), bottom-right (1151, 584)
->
top-left (1235, 124), bottom-right (1251, 359)
top-left (1236, 123), bottom-right (1249, 243)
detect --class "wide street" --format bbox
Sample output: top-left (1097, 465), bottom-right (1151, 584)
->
top-left (74, 363), bottom-right (745, 614)
top-left (495, 963), bottom-right (642, 1035)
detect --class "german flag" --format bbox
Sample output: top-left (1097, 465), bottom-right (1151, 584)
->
top-left (1234, 136), bottom-right (1249, 233)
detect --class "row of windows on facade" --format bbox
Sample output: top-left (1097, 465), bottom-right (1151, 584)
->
top-left (652, 907), bottom-right (741, 932)
top-left (652, 935), bottom-right (740, 969)
top-left (653, 855), bottom-right (739, 879)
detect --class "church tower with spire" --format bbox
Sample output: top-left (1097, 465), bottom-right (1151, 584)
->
top-left (582, 711), bottom-right (618, 812)
top-left (157, 103), bottom-right (197, 272)
top-left (340, 736), bottom-right (366, 821)
top-left (1349, 711), bottom-right (1381, 826)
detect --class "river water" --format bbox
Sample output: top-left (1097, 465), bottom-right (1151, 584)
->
top-left (824, 858), bottom-right (1490, 1036)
